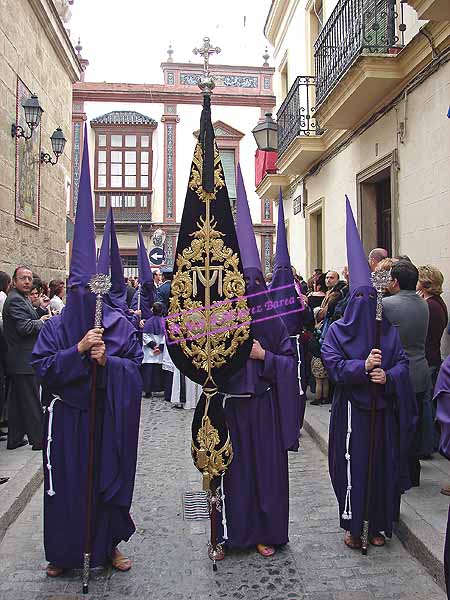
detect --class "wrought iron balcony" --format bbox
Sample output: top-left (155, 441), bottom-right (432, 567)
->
top-left (277, 76), bottom-right (322, 157)
top-left (95, 193), bottom-right (152, 223)
top-left (314, 0), bottom-right (406, 106)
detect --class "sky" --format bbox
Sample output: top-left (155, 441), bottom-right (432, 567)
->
top-left (69, 0), bottom-right (274, 87)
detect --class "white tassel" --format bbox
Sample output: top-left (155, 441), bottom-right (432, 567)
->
top-left (341, 400), bottom-right (353, 520)
top-left (290, 335), bottom-right (305, 395)
top-left (45, 395), bottom-right (61, 497)
top-left (220, 473), bottom-right (228, 541)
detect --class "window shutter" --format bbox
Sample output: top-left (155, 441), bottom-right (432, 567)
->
top-left (219, 149), bottom-right (236, 200)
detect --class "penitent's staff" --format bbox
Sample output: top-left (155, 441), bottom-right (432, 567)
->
top-left (361, 269), bottom-right (391, 555)
top-left (82, 273), bottom-right (111, 594)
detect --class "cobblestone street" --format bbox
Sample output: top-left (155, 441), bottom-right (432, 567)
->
top-left (0, 397), bottom-right (446, 600)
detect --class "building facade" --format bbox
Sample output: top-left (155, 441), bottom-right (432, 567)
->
top-left (72, 53), bottom-right (277, 275)
top-left (258, 0), bottom-right (450, 300)
top-left (0, 0), bottom-right (81, 279)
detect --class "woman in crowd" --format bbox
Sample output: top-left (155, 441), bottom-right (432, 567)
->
top-left (417, 265), bottom-right (448, 458)
top-left (49, 279), bottom-right (65, 315)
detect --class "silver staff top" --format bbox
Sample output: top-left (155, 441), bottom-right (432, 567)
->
top-left (371, 270), bottom-right (390, 321)
top-left (88, 273), bottom-right (111, 329)
top-left (193, 37), bottom-right (221, 95)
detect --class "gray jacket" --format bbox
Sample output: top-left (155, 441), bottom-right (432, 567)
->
top-left (2, 288), bottom-right (43, 375)
top-left (383, 290), bottom-right (430, 393)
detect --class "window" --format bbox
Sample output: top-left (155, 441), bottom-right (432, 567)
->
top-left (141, 176), bottom-right (148, 187)
top-left (307, 0), bottom-right (323, 75)
top-left (141, 195), bottom-right (148, 208)
top-left (141, 136), bottom-right (149, 147)
top-left (121, 255), bottom-right (138, 268)
top-left (141, 164), bottom-right (149, 175)
top-left (98, 195), bottom-right (106, 208)
top-left (111, 195), bottom-right (123, 208)
top-left (125, 176), bottom-right (136, 187)
top-left (280, 62), bottom-right (289, 98)
top-left (111, 151), bottom-right (122, 163)
top-left (98, 134), bottom-right (106, 146)
top-left (219, 149), bottom-right (236, 210)
top-left (125, 135), bottom-right (136, 147)
top-left (111, 135), bottom-right (122, 147)
top-left (141, 152), bottom-right (149, 163)
top-left (111, 163), bottom-right (122, 176)
top-left (293, 195), bottom-right (302, 215)
top-left (111, 176), bottom-right (122, 188)
top-left (264, 199), bottom-right (271, 220)
top-left (125, 163), bottom-right (136, 175)
top-left (125, 151), bottom-right (136, 163)
top-left (124, 195), bottom-right (136, 207)
top-left (98, 148), bottom-right (107, 187)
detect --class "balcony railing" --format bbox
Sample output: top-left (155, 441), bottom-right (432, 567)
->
top-left (277, 76), bottom-right (322, 156)
top-left (314, 0), bottom-right (406, 106)
top-left (95, 193), bottom-right (152, 223)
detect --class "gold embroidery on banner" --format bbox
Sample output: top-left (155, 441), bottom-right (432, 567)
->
top-left (191, 415), bottom-right (233, 490)
top-left (167, 143), bottom-right (250, 373)
top-left (189, 142), bottom-right (225, 203)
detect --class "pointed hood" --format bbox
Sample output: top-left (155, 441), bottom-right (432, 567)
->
top-left (346, 195), bottom-right (371, 291)
top-left (110, 210), bottom-right (125, 293)
top-left (97, 208), bottom-right (112, 276)
top-left (236, 164), bottom-right (262, 273)
top-left (270, 188), bottom-right (304, 335)
top-left (137, 226), bottom-right (153, 285)
top-left (273, 188), bottom-right (291, 272)
top-left (236, 165), bottom-right (290, 355)
top-left (62, 125), bottom-right (97, 345)
top-left (69, 126), bottom-right (97, 286)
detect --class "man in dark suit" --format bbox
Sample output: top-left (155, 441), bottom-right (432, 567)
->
top-left (156, 269), bottom-right (172, 313)
top-left (2, 266), bottom-right (49, 450)
top-left (383, 260), bottom-right (430, 486)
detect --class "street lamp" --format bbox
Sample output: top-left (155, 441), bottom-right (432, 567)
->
top-left (252, 112), bottom-right (278, 152)
top-left (11, 94), bottom-right (44, 140)
top-left (41, 128), bottom-right (67, 165)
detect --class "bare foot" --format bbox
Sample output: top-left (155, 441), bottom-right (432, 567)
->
top-left (111, 548), bottom-right (132, 571)
top-left (46, 563), bottom-right (64, 577)
top-left (256, 543), bottom-right (275, 557)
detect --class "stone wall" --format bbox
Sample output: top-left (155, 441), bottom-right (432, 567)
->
top-left (0, 0), bottom-right (80, 281)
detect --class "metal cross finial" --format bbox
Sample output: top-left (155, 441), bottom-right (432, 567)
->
top-left (371, 270), bottom-right (390, 322)
top-left (193, 37), bottom-right (221, 77)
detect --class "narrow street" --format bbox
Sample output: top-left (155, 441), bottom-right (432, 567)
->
top-left (0, 397), bottom-right (445, 600)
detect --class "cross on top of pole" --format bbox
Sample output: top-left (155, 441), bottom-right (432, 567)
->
top-left (193, 37), bottom-right (221, 78)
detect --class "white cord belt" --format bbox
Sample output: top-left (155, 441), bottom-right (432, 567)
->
top-left (45, 395), bottom-right (62, 497)
top-left (342, 400), bottom-right (353, 520)
top-left (290, 334), bottom-right (305, 396)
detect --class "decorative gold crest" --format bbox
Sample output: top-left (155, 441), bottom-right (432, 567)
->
top-left (167, 142), bottom-right (251, 373)
top-left (192, 415), bottom-right (233, 491)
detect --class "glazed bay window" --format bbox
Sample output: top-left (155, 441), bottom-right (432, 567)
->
top-left (98, 150), bottom-right (106, 188)
top-left (125, 151), bottom-right (136, 187)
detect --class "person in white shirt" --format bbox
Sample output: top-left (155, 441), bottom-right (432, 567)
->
top-left (48, 279), bottom-right (65, 314)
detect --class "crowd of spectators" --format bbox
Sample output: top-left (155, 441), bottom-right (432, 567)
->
top-left (294, 249), bottom-right (449, 492)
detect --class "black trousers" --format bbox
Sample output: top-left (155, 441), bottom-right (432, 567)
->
top-left (408, 391), bottom-right (426, 487)
top-left (7, 374), bottom-right (42, 447)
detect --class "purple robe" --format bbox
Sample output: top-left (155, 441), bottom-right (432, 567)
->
top-left (31, 305), bottom-right (143, 569)
top-left (217, 311), bottom-right (299, 548)
top-left (434, 357), bottom-right (450, 598)
top-left (321, 285), bottom-right (416, 539)
top-left (130, 283), bottom-right (154, 321)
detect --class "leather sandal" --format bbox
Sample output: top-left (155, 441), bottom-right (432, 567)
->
top-left (256, 544), bottom-right (275, 557)
top-left (111, 549), bottom-right (132, 571)
top-left (370, 533), bottom-right (386, 547)
top-left (46, 563), bottom-right (64, 577)
top-left (344, 531), bottom-right (362, 549)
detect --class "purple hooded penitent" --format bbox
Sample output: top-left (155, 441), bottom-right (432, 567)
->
top-left (434, 357), bottom-right (450, 598)
top-left (217, 166), bottom-right (300, 549)
top-left (270, 188), bottom-right (308, 425)
top-left (321, 195), bottom-right (416, 540)
top-left (130, 225), bottom-right (154, 320)
top-left (31, 126), bottom-right (143, 570)
top-left (97, 208), bottom-right (133, 320)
